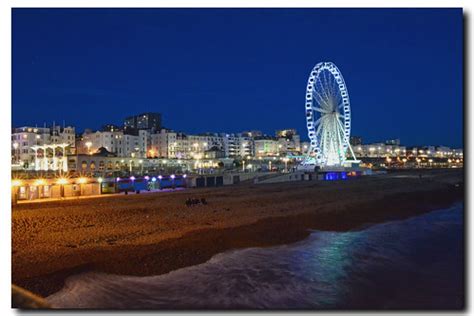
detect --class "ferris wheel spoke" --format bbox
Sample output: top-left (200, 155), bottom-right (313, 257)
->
top-left (314, 117), bottom-right (322, 128)
top-left (315, 120), bottom-right (324, 137)
top-left (322, 70), bottom-right (334, 103)
top-left (327, 73), bottom-right (337, 99)
top-left (312, 90), bottom-right (331, 111)
top-left (316, 72), bottom-right (332, 104)
top-left (312, 106), bottom-right (331, 114)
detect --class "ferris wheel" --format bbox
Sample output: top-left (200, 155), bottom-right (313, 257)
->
top-left (304, 62), bottom-right (357, 167)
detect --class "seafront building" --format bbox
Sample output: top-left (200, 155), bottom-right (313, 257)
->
top-left (12, 113), bottom-right (463, 175)
top-left (11, 124), bottom-right (76, 170)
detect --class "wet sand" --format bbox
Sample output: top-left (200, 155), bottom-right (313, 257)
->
top-left (12, 169), bottom-right (464, 299)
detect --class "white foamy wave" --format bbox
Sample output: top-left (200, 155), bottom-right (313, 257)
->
top-left (47, 203), bottom-right (463, 309)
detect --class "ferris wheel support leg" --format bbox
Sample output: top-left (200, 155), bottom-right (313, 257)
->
top-left (335, 117), bottom-right (357, 161)
top-left (348, 143), bottom-right (358, 161)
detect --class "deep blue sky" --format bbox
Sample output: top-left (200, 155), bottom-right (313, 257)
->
top-left (12, 8), bottom-right (463, 147)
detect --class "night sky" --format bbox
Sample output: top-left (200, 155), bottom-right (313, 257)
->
top-left (12, 8), bottom-right (463, 147)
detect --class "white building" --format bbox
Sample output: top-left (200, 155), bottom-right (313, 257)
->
top-left (221, 133), bottom-right (254, 158)
top-left (353, 143), bottom-right (407, 158)
top-left (254, 137), bottom-right (279, 157)
top-left (77, 130), bottom-right (146, 158)
top-left (12, 125), bottom-right (76, 169)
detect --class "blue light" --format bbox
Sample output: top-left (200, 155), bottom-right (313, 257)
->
top-left (151, 177), bottom-right (157, 182)
top-left (324, 172), bottom-right (348, 181)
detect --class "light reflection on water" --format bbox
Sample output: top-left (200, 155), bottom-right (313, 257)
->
top-left (47, 203), bottom-right (464, 309)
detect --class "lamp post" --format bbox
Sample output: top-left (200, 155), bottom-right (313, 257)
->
top-left (130, 176), bottom-right (136, 192)
top-left (130, 153), bottom-right (135, 174)
top-left (77, 177), bottom-right (87, 196)
top-left (283, 157), bottom-right (289, 172)
top-left (139, 159), bottom-right (143, 175)
top-left (171, 174), bottom-right (176, 189)
top-left (57, 178), bottom-right (68, 198)
top-left (12, 179), bottom-right (22, 204)
top-left (242, 160), bottom-right (246, 172)
top-left (98, 177), bottom-right (103, 194)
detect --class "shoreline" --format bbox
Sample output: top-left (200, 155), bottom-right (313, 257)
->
top-left (12, 169), bottom-right (464, 300)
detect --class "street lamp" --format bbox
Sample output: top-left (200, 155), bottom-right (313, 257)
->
top-left (242, 160), bottom-right (246, 172)
top-left (77, 177), bottom-right (87, 196)
top-left (12, 179), bottom-right (22, 204)
top-left (170, 174), bottom-right (176, 189)
top-left (139, 159), bottom-right (143, 174)
top-left (283, 157), bottom-right (289, 172)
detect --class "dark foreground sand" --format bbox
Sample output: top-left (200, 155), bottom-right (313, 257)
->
top-left (12, 169), bottom-right (464, 299)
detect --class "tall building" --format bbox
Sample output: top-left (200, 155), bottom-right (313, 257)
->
top-left (350, 136), bottom-right (363, 146)
top-left (385, 138), bottom-right (401, 146)
top-left (124, 112), bottom-right (162, 133)
top-left (101, 124), bottom-right (122, 132)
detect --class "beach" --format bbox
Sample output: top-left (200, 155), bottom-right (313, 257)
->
top-left (12, 169), bottom-right (464, 299)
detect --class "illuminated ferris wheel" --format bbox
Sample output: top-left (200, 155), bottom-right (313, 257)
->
top-left (304, 62), bottom-right (357, 167)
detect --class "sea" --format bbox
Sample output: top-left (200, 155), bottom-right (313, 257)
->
top-left (47, 203), bottom-right (464, 310)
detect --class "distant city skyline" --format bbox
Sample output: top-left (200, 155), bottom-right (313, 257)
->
top-left (12, 8), bottom-right (463, 147)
